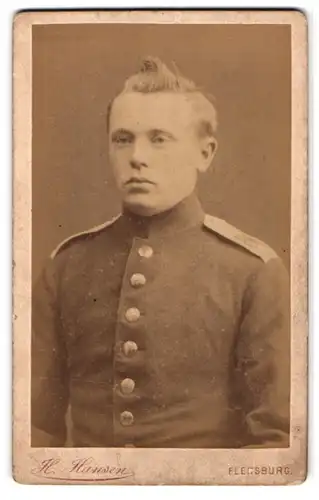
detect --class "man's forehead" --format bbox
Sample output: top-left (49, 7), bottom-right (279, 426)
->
top-left (110, 92), bottom-right (196, 131)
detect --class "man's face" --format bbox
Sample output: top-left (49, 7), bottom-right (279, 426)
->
top-left (108, 92), bottom-right (210, 216)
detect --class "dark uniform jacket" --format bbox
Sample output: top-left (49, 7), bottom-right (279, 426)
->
top-left (32, 194), bottom-right (290, 448)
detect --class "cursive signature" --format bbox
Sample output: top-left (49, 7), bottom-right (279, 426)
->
top-left (31, 455), bottom-right (134, 482)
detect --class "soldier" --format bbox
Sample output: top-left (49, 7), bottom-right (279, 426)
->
top-left (32, 56), bottom-right (290, 448)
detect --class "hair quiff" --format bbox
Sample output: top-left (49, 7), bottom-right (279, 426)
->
top-left (107, 56), bottom-right (218, 136)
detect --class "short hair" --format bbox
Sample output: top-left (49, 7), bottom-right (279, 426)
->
top-left (106, 56), bottom-right (218, 138)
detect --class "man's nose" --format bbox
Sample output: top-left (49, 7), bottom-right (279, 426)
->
top-left (130, 139), bottom-right (148, 170)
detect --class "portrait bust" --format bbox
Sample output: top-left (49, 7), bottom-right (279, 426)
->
top-left (31, 55), bottom-right (290, 449)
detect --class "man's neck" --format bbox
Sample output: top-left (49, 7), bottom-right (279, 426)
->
top-left (121, 193), bottom-right (205, 239)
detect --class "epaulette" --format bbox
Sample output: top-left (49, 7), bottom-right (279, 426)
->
top-left (203, 214), bottom-right (278, 263)
top-left (50, 214), bottom-right (121, 259)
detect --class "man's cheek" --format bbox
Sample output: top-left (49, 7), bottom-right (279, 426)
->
top-left (111, 155), bottom-right (127, 173)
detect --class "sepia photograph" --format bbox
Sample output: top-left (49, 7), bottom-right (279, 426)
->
top-left (13, 10), bottom-right (307, 485)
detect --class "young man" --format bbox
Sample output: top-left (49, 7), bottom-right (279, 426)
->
top-left (32, 57), bottom-right (290, 448)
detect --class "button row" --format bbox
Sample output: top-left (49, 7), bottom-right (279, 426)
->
top-left (117, 245), bottom-right (152, 440)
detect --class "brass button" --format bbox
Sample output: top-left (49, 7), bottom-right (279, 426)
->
top-left (120, 378), bottom-right (135, 395)
top-left (138, 245), bottom-right (153, 258)
top-left (120, 411), bottom-right (134, 426)
top-left (123, 341), bottom-right (138, 356)
top-left (125, 307), bottom-right (140, 322)
top-left (130, 273), bottom-right (146, 288)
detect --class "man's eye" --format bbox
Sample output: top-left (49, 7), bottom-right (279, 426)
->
top-left (113, 135), bottom-right (132, 144)
top-left (151, 135), bottom-right (166, 144)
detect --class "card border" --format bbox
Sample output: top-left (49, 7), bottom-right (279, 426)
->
top-left (12, 9), bottom-right (308, 485)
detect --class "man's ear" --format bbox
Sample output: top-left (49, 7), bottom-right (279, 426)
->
top-left (198, 137), bottom-right (218, 173)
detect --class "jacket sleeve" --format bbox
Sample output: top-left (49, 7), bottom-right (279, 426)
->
top-left (235, 256), bottom-right (290, 448)
top-left (31, 256), bottom-right (69, 447)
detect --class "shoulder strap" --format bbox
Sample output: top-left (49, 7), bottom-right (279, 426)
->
top-left (203, 214), bottom-right (278, 263)
top-left (50, 215), bottom-right (121, 259)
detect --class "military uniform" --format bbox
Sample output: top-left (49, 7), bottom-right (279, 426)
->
top-left (31, 194), bottom-right (290, 448)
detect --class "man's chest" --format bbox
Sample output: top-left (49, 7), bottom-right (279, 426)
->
top-left (58, 235), bottom-right (244, 380)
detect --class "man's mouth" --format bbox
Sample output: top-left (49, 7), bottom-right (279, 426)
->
top-left (125, 178), bottom-right (155, 186)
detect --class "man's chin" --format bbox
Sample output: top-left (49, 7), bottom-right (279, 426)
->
top-left (123, 194), bottom-right (161, 216)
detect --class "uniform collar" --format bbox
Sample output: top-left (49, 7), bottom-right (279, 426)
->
top-left (119, 192), bottom-right (205, 240)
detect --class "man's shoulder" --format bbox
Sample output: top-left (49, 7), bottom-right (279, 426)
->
top-left (50, 212), bottom-right (280, 266)
top-left (203, 214), bottom-right (279, 264)
top-left (50, 215), bottom-right (121, 260)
